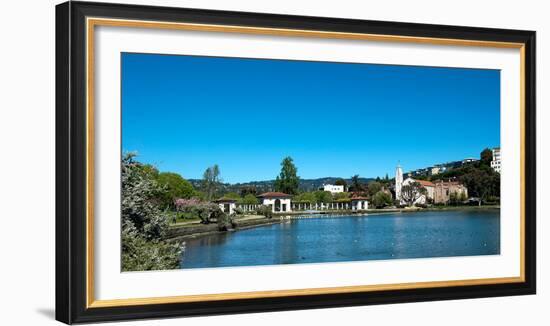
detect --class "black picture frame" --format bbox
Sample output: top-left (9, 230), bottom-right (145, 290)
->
top-left (56, 1), bottom-right (536, 324)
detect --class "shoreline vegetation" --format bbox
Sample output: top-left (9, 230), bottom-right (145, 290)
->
top-left (166, 205), bottom-right (501, 241)
top-left (121, 148), bottom-right (500, 271)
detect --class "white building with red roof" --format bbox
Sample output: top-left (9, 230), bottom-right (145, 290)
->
top-left (257, 192), bottom-right (292, 213)
top-left (350, 196), bottom-right (369, 210)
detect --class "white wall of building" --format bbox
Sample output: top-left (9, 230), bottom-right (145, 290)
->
top-left (261, 198), bottom-right (292, 212)
top-left (491, 148), bottom-right (502, 173)
top-left (351, 200), bottom-right (369, 210)
top-left (217, 202), bottom-right (236, 215)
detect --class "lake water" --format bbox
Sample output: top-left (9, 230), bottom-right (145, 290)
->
top-left (179, 209), bottom-right (500, 269)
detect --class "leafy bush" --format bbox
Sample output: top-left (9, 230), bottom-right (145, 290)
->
top-left (121, 223), bottom-right (181, 271)
top-left (175, 199), bottom-right (229, 224)
top-left (156, 172), bottom-right (195, 208)
top-left (371, 191), bottom-right (393, 208)
top-left (189, 202), bottom-right (225, 224)
top-left (121, 153), bottom-right (182, 271)
top-left (217, 213), bottom-right (235, 231)
top-left (256, 205), bottom-right (273, 219)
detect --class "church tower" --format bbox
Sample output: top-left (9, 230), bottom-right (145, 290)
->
top-left (395, 163), bottom-right (403, 201)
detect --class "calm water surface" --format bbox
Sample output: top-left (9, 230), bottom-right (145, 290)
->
top-left (180, 210), bottom-right (500, 269)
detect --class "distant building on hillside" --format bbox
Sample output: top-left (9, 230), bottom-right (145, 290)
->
top-left (257, 192), bottom-right (292, 213)
top-left (462, 158), bottom-right (479, 165)
top-left (319, 184), bottom-right (344, 193)
top-left (430, 164), bottom-right (448, 175)
top-left (491, 147), bottom-right (501, 173)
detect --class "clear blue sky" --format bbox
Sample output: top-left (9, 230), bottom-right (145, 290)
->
top-left (122, 53), bottom-right (500, 183)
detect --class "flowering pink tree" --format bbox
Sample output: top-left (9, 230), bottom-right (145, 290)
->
top-left (174, 198), bottom-right (202, 211)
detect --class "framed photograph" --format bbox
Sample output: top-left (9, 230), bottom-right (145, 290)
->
top-left (56, 1), bottom-right (536, 324)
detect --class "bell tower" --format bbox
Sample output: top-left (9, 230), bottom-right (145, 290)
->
top-left (395, 163), bottom-right (403, 201)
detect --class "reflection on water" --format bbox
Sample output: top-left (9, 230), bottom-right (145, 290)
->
top-left (180, 210), bottom-right (500, 269)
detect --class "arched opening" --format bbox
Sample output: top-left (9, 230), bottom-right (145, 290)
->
top-left (274, 199), bottom-right (281, 212)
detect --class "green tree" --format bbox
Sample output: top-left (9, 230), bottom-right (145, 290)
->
top-left (156, 172), bottom-right (195, 208)
top-left (274, 156), bottom-right (300, 195)
top-left (201, 164), bottom-right (222, 200)
top-left (240, 193), bottom-right (259, 205)
top-left (461, 170), bottom-right (496, 205)
top-left (372, 191), bottom-right (393, 208)
top-left (333, 192), bottom-right (350, 201)
top-left (121, 153), bottom-right (181, 271)
top-left (480, 148), bottom-right (493, 166)
top-left (367, 181), bottom-right (382, 197)
top-left (349, 174), bottom-right (363, 192)
top-left (294, 192), bottom-right (317, 203)
top-left (314, 191), bottom-right (333, 203)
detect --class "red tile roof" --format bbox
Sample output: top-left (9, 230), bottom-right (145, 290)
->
top-left (257, 192), bottom-right (292, 198)
top-left (417, 180), bottom-right (435, 187)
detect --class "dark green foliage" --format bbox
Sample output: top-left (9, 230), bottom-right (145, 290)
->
top-left (121, 153), bottom-right (182, 271)
top-left (461, 169), bottom-right (500, 204)
top-left (293, 192), bottom-right (317, 203)
top-left (349, 174), bottom-right (365, 192)
top-left (240, 194), bottom-right (259, 205)
top-left (314, 190), bottom-right (333, 203)
top-left (372, 191), bottom-right (393, 208)
top-left (367, 181), bottom-right (382, 197)
top-left (274, 156), bottom-right (300, 195)
top-left (480, 148), bottom-right (493, 166)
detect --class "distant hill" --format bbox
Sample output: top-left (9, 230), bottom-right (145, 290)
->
top-left (188, 176), bottom-right (374, 195)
